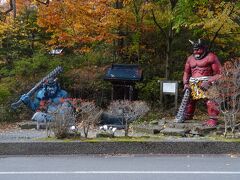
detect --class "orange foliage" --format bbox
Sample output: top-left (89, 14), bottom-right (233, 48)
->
top-left (1, 0), bottom-right (153, 53)
top-left (37, 0), bottom-right (120, 50)
top-left (16, 0), bottom-right (32, 12)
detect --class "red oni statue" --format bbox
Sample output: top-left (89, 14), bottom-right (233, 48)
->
top-left (183, 39), bottom-right (222, 127)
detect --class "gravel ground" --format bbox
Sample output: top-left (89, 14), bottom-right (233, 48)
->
top-left (0, 129), bottom-right (47, 142)
top-left (0, 121), bottom-right (238, 142)
top-left (0, 126), bottom-right (211, 142)
top-left (0, 121), bottom-right (149, 142)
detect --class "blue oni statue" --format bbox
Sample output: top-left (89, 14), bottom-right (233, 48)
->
top-left (20, 78), bottom-right (72, 123)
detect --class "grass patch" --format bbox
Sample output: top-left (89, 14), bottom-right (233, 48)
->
top-left (35, 135), bottom-right (167, 142)
top-left (83, 136), bottom-right (153, 142)
top-left (208, 135), bottom-right (240, 142)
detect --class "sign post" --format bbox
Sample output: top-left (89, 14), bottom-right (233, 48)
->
top-left (159, 81), bottom-right (178, 110)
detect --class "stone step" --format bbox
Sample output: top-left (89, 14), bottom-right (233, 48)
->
top-left (132, 125), bottom-right (164, 134)
top-left (160, 128), bottom-right (189, 137)
top-left (19, 121), bottom-right (47, 130)
top-left (96, 132), bottom-right (114, 138)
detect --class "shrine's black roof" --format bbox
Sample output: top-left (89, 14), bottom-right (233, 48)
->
top-left (104, 64), bottom-right (143, 82)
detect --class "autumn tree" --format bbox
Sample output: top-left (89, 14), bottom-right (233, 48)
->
top-left (0, 0), bottom-right (34, 20)
top-left (115, 0), bottom-right (151, 63)
top-left (136, 0), bottom-right (239, 79)
top-left (37, 0), bottom-right (119, 52)
top-left (0, 1), bottom-right (48, 66)
top-left (188, 0), bottom-right (240, 58)
top-left (141, 0), bottom-right (199, 79)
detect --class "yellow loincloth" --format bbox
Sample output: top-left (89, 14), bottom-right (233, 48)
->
top-left (189, 77), bottom-right (209, 100)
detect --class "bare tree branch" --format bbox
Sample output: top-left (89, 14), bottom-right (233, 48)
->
top-left (36, 0), bottom-right (50, 6)
top-left (170, 0), bottom-right (178, 10)
top-left (151, 9), bottom-right (167, 39)
top-left (0, 0), bottom-right (16, 20)
top-left (4, 0), bottom-right (13, 14)
top-left (209, 4), bottom-right (235, 50)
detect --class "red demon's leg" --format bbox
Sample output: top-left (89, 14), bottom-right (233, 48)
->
top-left (184, 98), bottom-right (197, 120)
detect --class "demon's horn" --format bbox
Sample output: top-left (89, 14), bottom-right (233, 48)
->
top-left (189, 40), bottom-right (194, 45)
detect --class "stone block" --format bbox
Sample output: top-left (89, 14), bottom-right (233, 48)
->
top-left (66, 132), bottom-right (81, 138)
top-left (96, 132), bottom-right (114, 138)
top-left (19, 121), bottom-right (46, 130)
top-left (189, 129), bottom-right (202, 136)
top-left (193, 126), bottom-right (216, 135)
top-left (165, 123), bottom-right (175, 128)
top-left (149, 120), bottom-right (159, 125)
top-left (172, 120), bottom-right (202, 129)
top-left (132, 125), bottom-right (164, 134)
top-left (158, 119), bottom-right (166, 126)
top-left (160, 128), bottom-right (188, 137)
top-left (173, 123), bottom-right (186, 129)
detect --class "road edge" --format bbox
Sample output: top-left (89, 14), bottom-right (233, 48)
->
top-left (0, 141), bottom-right (240, 155)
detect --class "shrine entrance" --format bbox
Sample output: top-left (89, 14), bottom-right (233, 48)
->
top-left (104, 64), bottom-right (143, 101)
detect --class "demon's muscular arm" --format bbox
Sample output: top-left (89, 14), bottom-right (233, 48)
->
top-left (208, 54), bottom-right (222, 83)
top-left (183, 58), bottom-right (191, 90)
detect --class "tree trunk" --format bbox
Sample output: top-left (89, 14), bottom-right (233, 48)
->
top-left (165, 23), bottom-right (173, 80)
top-left (12, 0), bottom-right (16, 18)
top-left (165, 39), bottom-right (170, 80)
top-left (115, 0), bottom-right (124, 61)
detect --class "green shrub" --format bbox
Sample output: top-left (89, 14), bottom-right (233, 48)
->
top-left (0, 85), bottom-right (11, 104)
top-left (136, 77), bottom-right (161, 106)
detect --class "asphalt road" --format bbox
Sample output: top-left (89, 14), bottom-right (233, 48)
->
top-left (0, 154), bottom-right (240, 180)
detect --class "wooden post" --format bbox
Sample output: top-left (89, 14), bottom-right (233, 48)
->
top-left (123, 84), bottom-right (126, 100)
top-left (175, 82), bottom-right (178, 111)
top-left (159, 81), bottom-right (163, 108)
top-left (111, 85), bottom-right (114, 100)
top-left (129, 85), bottom-right (133, 101)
